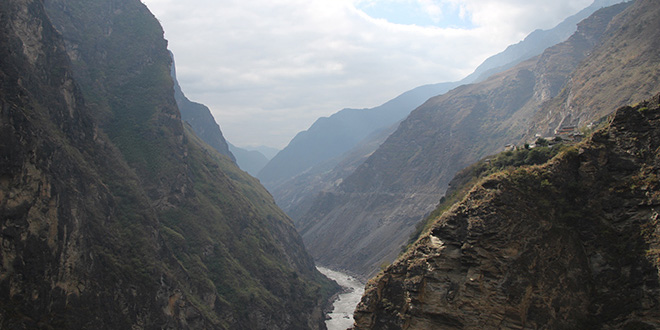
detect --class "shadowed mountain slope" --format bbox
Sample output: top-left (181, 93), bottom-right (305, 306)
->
top-left (0, 0), bottom-right (337, 328)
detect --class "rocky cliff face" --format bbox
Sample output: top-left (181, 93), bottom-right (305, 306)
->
top-left (1, 0), bottom-right (177, 327)
top-left (1, 0), bottom-right (337, 328)
top-left (353, 94), bottom-right (660, 329)
top-left (529, 0), bottom-right (660, 138)
top-left (296, 2), bottom-right (634, 278)
top-left (44, 0), bottom-right (188, 208)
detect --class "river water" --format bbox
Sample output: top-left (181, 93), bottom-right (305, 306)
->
top-left (317, 266), bottom-right (365, 330)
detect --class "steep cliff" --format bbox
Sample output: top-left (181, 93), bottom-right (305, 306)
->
top-left (529, 0), bottom-right (660, 137)
top-left (297, 2), bottom-right (635, 278)
top-left (1, 1), bottom-right (167, 327)
top-left (353, 94), bottom-right (660, 330)
top-left (1, 0), bottom-right (337, 328)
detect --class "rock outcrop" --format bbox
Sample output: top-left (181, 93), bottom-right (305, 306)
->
top-left (529, 0), bottom-right (660, 138)
top-left (353, 94), bottom-right (660, 329)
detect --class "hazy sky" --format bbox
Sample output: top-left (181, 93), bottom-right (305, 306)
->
top-left (143, 0), bottom-right (593, 149)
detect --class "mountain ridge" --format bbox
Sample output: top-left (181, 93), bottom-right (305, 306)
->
top-left (257, 81), bottom-right (460, 189)
top-left (263, 0), bottom-right (631, 241)
top-left (353, 92), bottom-right (660, 329)
top-left (463, 0), bottom-right (629, 84)
top-left (296, 1), bottom-right (639, 278)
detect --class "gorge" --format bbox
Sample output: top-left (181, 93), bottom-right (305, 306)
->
top-left (2, 0), bottom-right (660, 329)
top-left (288, 0), bottom-right (646, 279)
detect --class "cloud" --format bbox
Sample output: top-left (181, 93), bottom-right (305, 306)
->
top-left (451, 0), bottom-right (592, 38)
top-left (144, 0), bottom-right (595, 148)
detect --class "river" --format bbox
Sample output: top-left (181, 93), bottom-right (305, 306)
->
top-left (317, 266), bottom-right (365, 330)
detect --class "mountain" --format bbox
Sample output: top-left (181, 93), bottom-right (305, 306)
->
top-left (0, 0), bottom-right (337, 328)
top-left (257, 81), bottom-right (460, 190)
top-left (249, 145), bottom-right (279, 160)
top-left (463, 0), bottom-right (629, 83)
top-left (228, 143), bottom-right (270, 176)
top-left (528, 0), bottom-right (660, 137)
top-left (297, 1), bottom-right (641, 278)
top-left (171, 52), bottom-right (235, 162)
top-left (280, 123), bottom-right (400, 222)
top-left (262, 0), bottom-right (630, 235)
top-left (353, 94), bottom-right (660, 329)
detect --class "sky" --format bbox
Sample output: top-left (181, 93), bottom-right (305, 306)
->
top-left (142, 0), bottom-right (594, 149)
